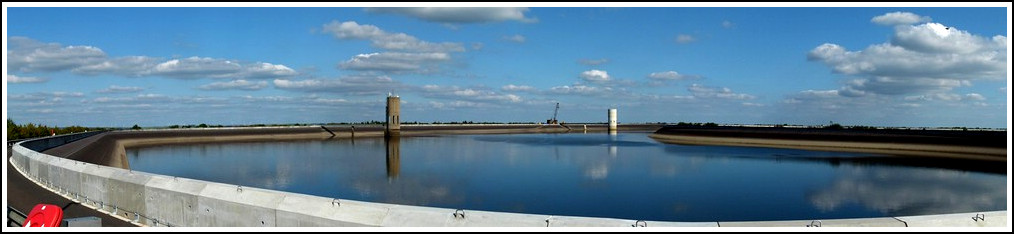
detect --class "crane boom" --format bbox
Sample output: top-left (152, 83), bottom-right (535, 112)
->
top-left (553, 103), bottom-right (559, 121)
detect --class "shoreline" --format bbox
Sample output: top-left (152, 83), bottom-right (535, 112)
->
top-left (44, 124), bottom-right (664, 169)
top-left (650, 126), bottom-right (1007, 162)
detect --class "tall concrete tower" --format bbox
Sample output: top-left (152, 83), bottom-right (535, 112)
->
top-left (386, 94), bottom-right (401, 136)
top-left (608, 108), bottom-right (618, 132)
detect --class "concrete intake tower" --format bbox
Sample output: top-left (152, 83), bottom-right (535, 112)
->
top-left (386, 94), bottom-right (401, 136)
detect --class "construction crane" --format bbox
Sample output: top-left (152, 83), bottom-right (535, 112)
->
top-left (547, 102), bottom-right (559, 124)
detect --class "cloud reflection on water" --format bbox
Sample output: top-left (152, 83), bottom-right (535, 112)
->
top-left (807, 165), bottom-right (1006, 216)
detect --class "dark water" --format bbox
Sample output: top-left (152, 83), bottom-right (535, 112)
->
top-left (126, 132), bottom-right (1007, 222)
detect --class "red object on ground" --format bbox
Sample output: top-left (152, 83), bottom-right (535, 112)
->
top-left (24, 204), bottom-right (64, 227)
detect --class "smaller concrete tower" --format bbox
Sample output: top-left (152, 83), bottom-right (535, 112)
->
top-left (386, 94), bottom-right (400, 136)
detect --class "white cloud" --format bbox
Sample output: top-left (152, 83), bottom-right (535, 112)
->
top-left (7, 37), bottom-right (107, 72)
top-left (149, 57), bottom-right (241, 78)
top-left (844, 77), bottom-right (970, 96)
top-left (471, 42), bottom-right (484, 50)
top-left (420, 85), bottom-right (523, 103)
top-left (549, 83), bottom-right (615, 97)
top-left (74, 56), bottom-right (295, 79)
top-left (338, 52), bottom-right (450, 73)
top-left (239, 95), bottom-right (295, 102)
top-left (199, 80), bottom-right (268, 91)
top-left (503, 82), bottom-right (682, 102)
top-left (308, 97), bottom-right (350, 104)
top-left (178, 96), bottom-right (229, 104)
top-left (87, 93), bottom-right (169, 104)
top-left (871, 12), bottom-right (931, 26)
top-left (9, 99), bottom-right (63, 108)
top-left (578, 58), bottom-right (609, 66)
top-left (503, 34), bottom-right (526, 43)
top-left (144, 57), bottom-right (298, 79)
top-left (639, 94), bottom-right (696, 102)
top-left (688, 84), bottom-right (755, 100)
top-left (97, 85), bottom-right (144, 94)
top-left (676, 34), bottom-right (696, 44)
top-left (808, 20), bottom-right (1006, 97)
top-left (136, 93), bottom-right (168, 99)
top-left (242, 62), bottom-right (299, 79)
top-left (798, 89), bottom-right (841, 99)
top-left (321, 21), bottom-right (464, 53)
top-left (321, 21), bottom-right (465, 74)
top-left (904, 92), bottom-right (987, 102)
top-left (26, 109), bottom-right (56, 114)
top-left (7, 74), bottom-right (49, 84)
top-left (273, 75), bottom-right (403, 96)
top-left (501, 84), bottom-right (537, 92)
top-left (964, 93), bottom-right (986, 101)
top-left (428, 100), bottom-right (485, 109)
top-left (778, 86), bottom-right (999, 127)
top-left (898, 103), bottom-right (922, 108)
top-left (721, 20), bottom-right (735, 29)
top-left (72, 56), bottom-right (161, 76)
top-left (891, 23), bottom-right (999, 54)
top-left (8, 91), bottom-right (85, 108)
top-left (321, 20), bottom-right (385, 39)
top-left (579, 70), bottom-right (611, 82)
top-left (7, 37), bottom-right (298, 80)
top-left (70, 94), bottom-right (231, 120)
top-left (364, 7), bottom-right (537, 24)
top-left (779, 90), bottom-right (885, 119)
top-left (647, 71), bottom-right (699, 81)
top-left (10, 92), bottom-right (85, 102)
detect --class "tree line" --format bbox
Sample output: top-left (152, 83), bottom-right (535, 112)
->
top-left (6, 119), bottom-right (112, 141)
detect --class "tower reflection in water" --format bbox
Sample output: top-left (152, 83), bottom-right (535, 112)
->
top-left (608, 130), bottom-right (618, 158)
top-left (385, 135), bottom-right (400, 179)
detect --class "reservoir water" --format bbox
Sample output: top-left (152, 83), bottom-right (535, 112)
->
top-left (126, 132), bottom-right (1006, 222)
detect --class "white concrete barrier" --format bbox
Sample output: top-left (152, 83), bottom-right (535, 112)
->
top-left (144, 176), bottom-right (206, 226)
top-left (896, 211), bottom-right (1007, 227)
top-left (9, 132), bottom-right (1007, 227)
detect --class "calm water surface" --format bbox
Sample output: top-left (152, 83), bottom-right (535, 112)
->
top-left (126, 132), bottom-right (1006, 222)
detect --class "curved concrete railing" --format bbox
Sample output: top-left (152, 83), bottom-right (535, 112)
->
top-left (9, 132), bottom-right (1008, 227)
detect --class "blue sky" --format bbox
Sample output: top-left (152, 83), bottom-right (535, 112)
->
top-left (4, 4), bottom-right (1010, 128)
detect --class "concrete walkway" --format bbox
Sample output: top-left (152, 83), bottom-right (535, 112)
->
top-left (6, 146), bottom-right (138, 227)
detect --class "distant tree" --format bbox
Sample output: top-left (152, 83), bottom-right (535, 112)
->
top-left (825, 123), bottom-right (844, 130)
top-left (197, 123), bottom-right (209, 128)
top-left (8, 119), bottom-right (22, 140)
top-left (7, 119), bottom-right (106, 140)
top-left (849, 125), bottom-right (877, 130)
top-left (132, 124), bottom-right (142, 130)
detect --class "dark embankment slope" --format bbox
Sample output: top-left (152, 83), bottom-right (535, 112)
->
top-left (650, 126), bottom-right (1007, 174)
